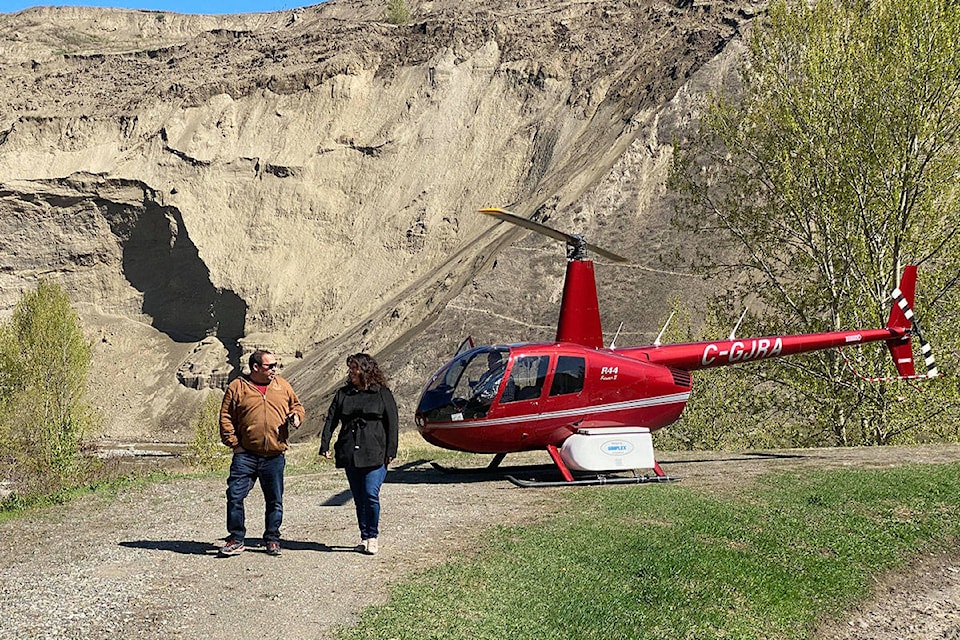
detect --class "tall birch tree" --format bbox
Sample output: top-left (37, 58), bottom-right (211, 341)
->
top-left (671, 0), bottom-right (960, 445)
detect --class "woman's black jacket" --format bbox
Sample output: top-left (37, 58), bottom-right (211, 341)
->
top-left (319, 384), bottom-right (399, 468)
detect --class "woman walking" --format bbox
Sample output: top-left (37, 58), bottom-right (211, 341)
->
top-left (319, 353), bottom-right (399, 555)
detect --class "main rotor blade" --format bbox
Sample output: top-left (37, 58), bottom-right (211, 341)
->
top-left (479, 207), bottom-right (628, 262)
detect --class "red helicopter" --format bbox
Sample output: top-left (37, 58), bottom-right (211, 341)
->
top-left (414, 208), bottom-right (938, 486)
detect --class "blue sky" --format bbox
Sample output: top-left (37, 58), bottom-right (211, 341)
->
top-left (0, 0), bottom-right (321, 14)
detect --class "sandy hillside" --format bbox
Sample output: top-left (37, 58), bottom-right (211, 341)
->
top-left (0, 0), bottom-right (760, 439)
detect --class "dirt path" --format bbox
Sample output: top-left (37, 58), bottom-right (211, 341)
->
top-left (1, 444), bottom-right (959, 640)
top-left (0, 455), bottom-right (555, 640)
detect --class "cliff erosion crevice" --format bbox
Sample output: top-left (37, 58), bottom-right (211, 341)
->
top-left (105, 200), bottom-right (248, 348)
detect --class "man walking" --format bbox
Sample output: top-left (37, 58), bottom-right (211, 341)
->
top-left (219, 349), bottom-right (304, 557)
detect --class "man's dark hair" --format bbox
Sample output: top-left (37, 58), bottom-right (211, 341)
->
top-left (249, 349), bottom-right (273, 370)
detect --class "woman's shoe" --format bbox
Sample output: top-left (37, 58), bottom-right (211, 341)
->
top-left (366, 537), bottom-right (378, 555)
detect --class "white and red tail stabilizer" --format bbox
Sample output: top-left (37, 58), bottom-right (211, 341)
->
top-left (884, 265), bottom-right (938, 380)
top-left (840, 265), bottom-right (938, 382)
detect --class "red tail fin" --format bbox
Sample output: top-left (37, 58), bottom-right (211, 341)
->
top-left (886, 265), bottom-right (917, 377)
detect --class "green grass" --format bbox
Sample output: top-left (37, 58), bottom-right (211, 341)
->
top-left (340, 463), bottom-right (960, 640)
top-left (0, 468), bottom-right (178, 524)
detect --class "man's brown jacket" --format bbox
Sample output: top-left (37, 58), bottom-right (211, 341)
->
top-left (220, 375), bottom-right (305, 456)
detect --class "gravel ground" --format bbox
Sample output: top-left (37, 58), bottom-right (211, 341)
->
top-left (0, 455), bottom-right (554, 640)
top-left (816, 554), bottom-right (960, 640)
top-left (1, 444), bottom-right (958, 640)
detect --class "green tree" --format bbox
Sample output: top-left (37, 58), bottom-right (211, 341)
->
top-left (670, 0), bottom-right (960, 446)
top-left (0, 280), bottom-right (98, 495)
top-left (654, 298), bottom-right (798, 451)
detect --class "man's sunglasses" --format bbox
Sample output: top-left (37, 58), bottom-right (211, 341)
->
top-left (261, 362), bottom-right (279, 370)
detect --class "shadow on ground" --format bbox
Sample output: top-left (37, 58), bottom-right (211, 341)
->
top-left (119, 539), bottom-right (358, 555)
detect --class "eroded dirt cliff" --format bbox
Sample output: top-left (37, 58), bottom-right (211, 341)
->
top-left (0, 0), bottom-right (761, 438)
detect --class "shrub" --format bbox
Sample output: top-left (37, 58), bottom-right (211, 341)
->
top-left (187, 391), bottom-right (229, 471)
top-left (384, 0), bottom-right (411, 25)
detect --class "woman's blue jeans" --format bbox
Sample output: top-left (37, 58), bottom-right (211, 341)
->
top-left (226, 451), bottom-right (285, 543)
top-left (344, 464), bottom-right (388, 540)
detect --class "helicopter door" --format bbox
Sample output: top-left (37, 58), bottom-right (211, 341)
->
top-left (500, 355), bottom-right (550, 404)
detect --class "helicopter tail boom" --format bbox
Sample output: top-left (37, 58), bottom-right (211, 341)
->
top-left (633, 266), bottom-right (925, 377)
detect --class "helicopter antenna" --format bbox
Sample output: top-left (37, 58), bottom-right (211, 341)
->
top-left (729, 307), bottom-right (749, 340)
top-left (609, 321), bottom-right (624, 350)
top-left (653, 312), bottom-right (675, 347)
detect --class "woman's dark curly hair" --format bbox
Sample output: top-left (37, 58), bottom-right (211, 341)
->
top-left (347, 353), bottom-right (388, 390)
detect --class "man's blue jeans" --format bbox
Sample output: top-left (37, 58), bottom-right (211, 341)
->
top-left (344, 464), bottom-right (388, 540)
top-left (226, 451), bottom-right (285, 543)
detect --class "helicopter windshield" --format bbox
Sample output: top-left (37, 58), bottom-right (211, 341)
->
top-left (417, 346), bottom-right (510, 422)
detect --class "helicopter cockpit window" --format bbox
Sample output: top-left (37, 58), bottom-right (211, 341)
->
top-left (501, 355), bottom-right (549, 403)
top-left (549, 355), bottom-right (585, 396)
top-left (417, 347), bottom-right (509, 422)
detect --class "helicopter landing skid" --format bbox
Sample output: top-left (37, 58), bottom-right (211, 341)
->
top-left (505, 473), bottom-right (678, 488)
top-left (502, 443), bottom-right (678, 488)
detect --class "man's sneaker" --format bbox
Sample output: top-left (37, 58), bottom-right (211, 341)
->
top-left (219, 539), bottom-right (245, 556)
top-left (365, 537), bottom-right (378, 555)
top-left (355, 539), bottom-right (368, 553)
top-left (266, 541), bottom-right (282, 557)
